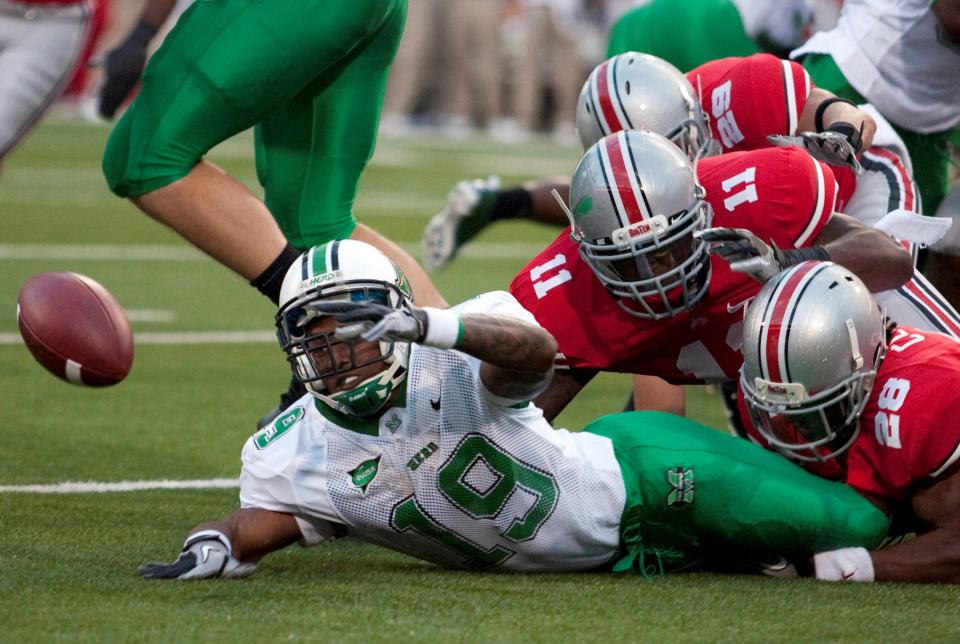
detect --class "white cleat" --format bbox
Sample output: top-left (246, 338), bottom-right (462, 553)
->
top-left (421, 176), bottom-right (501, 272)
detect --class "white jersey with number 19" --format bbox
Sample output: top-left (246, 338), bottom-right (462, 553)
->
top-left (239, 291), bottom-right (625, 571)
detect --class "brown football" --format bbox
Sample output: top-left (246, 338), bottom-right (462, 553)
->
top-left (17, 272), bottom-right (134, 386)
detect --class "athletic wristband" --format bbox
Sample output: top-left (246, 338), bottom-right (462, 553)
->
top-left (814, 97), bottom-right (857, 133)
top-left (826, 120), bottom-right (865, 154)
top-left (422, 308), bottom-right (464, 349)
top-left (777, 245), bottom-right (830, 268)
top-left (814, 547), bottom-right (875, 582)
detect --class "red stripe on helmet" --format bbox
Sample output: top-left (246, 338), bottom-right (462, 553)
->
top-left (764, 262), bottom-right (822, 382)
top-left (602, 133), bottom-right (647, 224)
top-left (595, 60), bottom-right (624, 137)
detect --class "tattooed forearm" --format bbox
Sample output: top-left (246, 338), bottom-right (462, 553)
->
top-left (458, 314), bottom-right (558, 374)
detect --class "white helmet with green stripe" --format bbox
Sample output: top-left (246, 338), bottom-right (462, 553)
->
top-left (276, 240), bottom-right (413, 417)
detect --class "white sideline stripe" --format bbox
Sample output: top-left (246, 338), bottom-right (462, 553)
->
top-left (0, 242), bottom-right (545, 262)
top-left (0, 478), bottom-right (239, 494)
top-left (0, 330), bottom-right (277, 345)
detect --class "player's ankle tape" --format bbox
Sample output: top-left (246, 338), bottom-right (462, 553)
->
top-left (423, 308), bottom-right (463, 349)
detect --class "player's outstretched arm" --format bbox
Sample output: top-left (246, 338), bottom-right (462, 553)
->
top-left (312, 299), bottom-right (558, 401)
top-left (817, 468), bottom-right (960, 584)
top-left (140, 508), bottom-right (302, 580)
top-left (459, 313), bottom-right (559, 401)
top-left (813, 213), bottom-right (914, 292)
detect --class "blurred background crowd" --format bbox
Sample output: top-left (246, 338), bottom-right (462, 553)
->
top-left (46, 0), bottom-right (846, 142)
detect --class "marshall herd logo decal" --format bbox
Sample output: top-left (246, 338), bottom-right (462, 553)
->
top-left (349, 456), bottom-right (382, 495)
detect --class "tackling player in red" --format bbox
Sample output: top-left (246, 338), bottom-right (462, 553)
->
top-left (507, 130), bottom-right (912, 420)
top-left (735, 260), bottom-right (960, 584)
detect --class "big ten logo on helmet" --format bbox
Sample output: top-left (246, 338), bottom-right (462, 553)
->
top-left (307, 270), bottom-right (344, 287)
top-left (711, 81), bottom-right (744, 149)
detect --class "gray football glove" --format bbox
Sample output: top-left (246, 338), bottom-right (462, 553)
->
top-left (697, 227), bottom-right (830, 283)
top-left (767, 128), bottom-right (863, 175)
top-left (139, 530), bottom-right (256, 580)
top-left (308, 301), bottom-right (428, 344)
top-left (697, 227), bottom-right (783, 282)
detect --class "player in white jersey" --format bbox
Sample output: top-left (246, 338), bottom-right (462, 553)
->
top-left (140, 240), bottom-right (888, 579)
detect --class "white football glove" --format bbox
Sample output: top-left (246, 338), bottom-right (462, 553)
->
top-left (139, 530), bottom-right (257, 580)
top-left (309, 301), bottom-right (463, 349)
top-left (308, 301), bottom-right (428, 344)
top-left (767, 126), bottom-right (863, 175)
top-left (697, 227), bottom-right (830, 283)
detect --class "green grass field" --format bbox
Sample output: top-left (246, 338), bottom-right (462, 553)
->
top-left (2, 121), bottom-right (958, 642)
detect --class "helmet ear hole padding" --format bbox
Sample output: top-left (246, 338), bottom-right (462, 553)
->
top-left (739, 261), bottom-right (886, 462)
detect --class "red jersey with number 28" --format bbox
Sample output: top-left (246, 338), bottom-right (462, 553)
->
top-left (741, 326), bottom-right (960, 500)
top-left (509, 146), bottom-right (837, 383)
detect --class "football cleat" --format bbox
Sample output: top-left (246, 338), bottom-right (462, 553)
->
top-left (421, 176), bottom-right (501, 272)
top-left (256, 375), bottom-right (307, 430)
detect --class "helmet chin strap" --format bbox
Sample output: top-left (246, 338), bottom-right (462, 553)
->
top-left (312, 354), bottom-right (408, 417)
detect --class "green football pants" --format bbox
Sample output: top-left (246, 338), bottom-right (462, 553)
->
top-left (584, 411), bottom-right (889, 575)
top-left (103, 0), bottom-right (405, 248)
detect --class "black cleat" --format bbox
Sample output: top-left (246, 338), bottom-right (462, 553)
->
top-left (257, 376), bottom-right (307, 429)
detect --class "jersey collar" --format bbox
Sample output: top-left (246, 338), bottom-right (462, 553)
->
top-left (312, 382), bottom-right (407, 437)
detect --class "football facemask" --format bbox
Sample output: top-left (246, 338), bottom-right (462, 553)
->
top-left (568, 131), bottom-right (713, 319)
top-left (739, 261), bottom-right (887, 462)
top-left (276, 241), bottom-right (413, 417)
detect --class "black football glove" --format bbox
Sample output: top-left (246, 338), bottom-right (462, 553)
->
top-left (97, 20), bottom-right (157, 119)
top-left (139, 530), bottom-right (256, 580)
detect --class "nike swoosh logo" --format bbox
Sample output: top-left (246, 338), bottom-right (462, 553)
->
top-left (726, 300), bottom-right (750, 314)
top-left (430, 394), bottom-right (441, 411)
top-left (764, 555), bottom-right (789, 572)
top-left (200, 545), bottom-right (214, 563)
top-left (842, 570), bottom-right (856, 580)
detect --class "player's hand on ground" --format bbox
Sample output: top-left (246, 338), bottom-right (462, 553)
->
top-left (767, 127), bottom-right (863, 175)
top-left (96, 21), bottom-right (156, 119)
top-left (139, 531), bottom-right (256, 580)
top-left (310, 301), bottom-right (428, 344)
top-left (697, 227), bottom-right (782, 282)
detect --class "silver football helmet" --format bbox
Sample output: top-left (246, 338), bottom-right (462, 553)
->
top-left (276, 240), bottom-right (412, 417)
top-left (575, 52), bottom-right (717, 159)
top-left (567, 130), bottom-right (712, 319)
top-left (740, 261), bottom-right (887, 462)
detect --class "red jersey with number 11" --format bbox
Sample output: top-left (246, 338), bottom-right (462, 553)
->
top-left (509, 146), bottom-right (837, 383)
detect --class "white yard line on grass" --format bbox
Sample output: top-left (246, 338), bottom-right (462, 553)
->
top-left (0, 478), bottom-right (239, 493)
